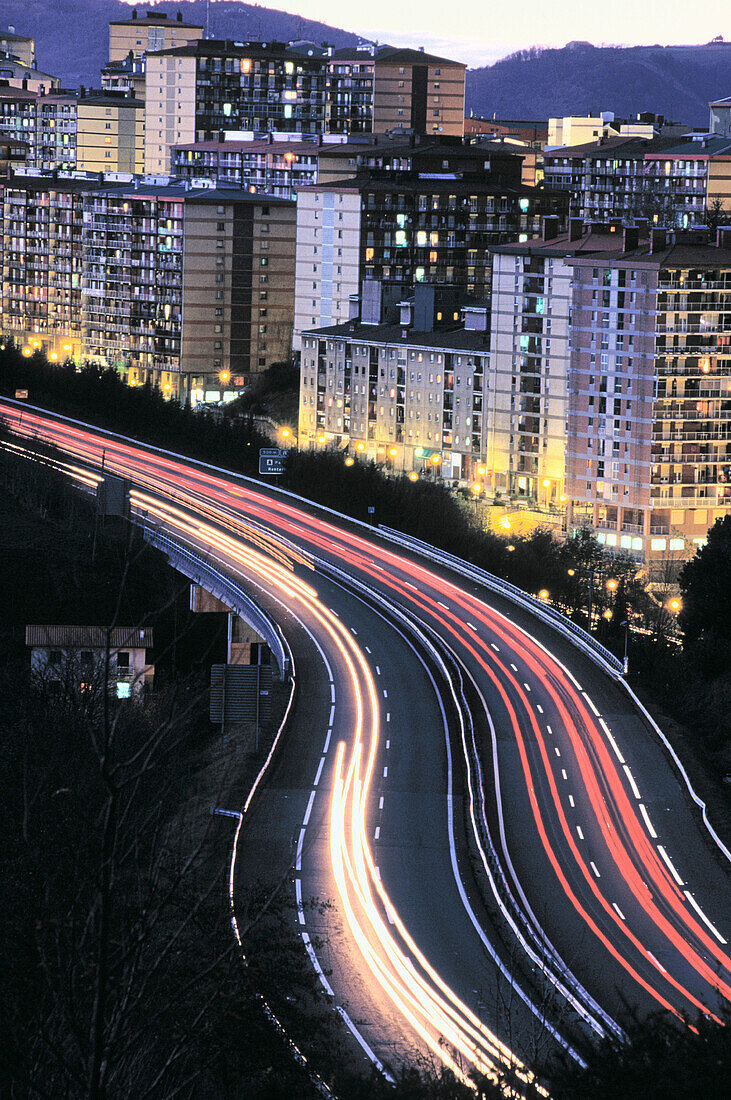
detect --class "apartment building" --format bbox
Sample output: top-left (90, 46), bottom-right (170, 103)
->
top-left (144, 41), bottom-right (329, 174)
top-left (293, 171), bottom-right (566, 347)
top-left (101, 54), bottom-right (147, 99)
top-left (35, 92), bottom-right (78, 170)
top-left (1, 174), bottom-right (295, 401)
top-left (172, 138), bottom-right (319, 196)
top-left (486, 220), bottom-right (588, 506)
top-left (108, 11), bottom-right (203, 63)
top-left (544, 134), bottom-right (731, 227)
top-left (325, 48), bottom-right (376, 135)
top-left (316, 135), bottom-right (523, 186)
top-left (0, 57), bottom-right (59, 96)
top-left (76, 96), bottom-right (145, 174)
top-left (565, 227), bottom-right (731, 569)
top-left (0, 86), bottom-right (37, 164)
top-left (547, 113), bottom-right (655, 148)
top-left (710, 96), bottom-right (731, 139)
top-left (0, 30), bottom-right (35, 69)
top-left (299, 281), bottom-right (491, 479)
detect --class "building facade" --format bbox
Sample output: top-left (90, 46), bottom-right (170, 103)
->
top-left (108, 11), bottom-right (203, 64)
top-left (144, 41), bottom-right (329, 174)
top-left (565, 228), bottom-right (731, 568)
top-left (544, 134), bottom-right (731, 228)
top-left (293, 172), bottom-right (566, 347)
top-left (299, 282), bottom-right (490, 481)
top-left (172, 138), bottom-right (319, 196)
top-left (1, 174), bottom-right (295, 401)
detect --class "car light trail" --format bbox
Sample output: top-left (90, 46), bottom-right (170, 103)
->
top-left (3, 403), bottom-right (729, 1053)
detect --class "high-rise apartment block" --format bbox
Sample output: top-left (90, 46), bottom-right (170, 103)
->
top-left (108, 11), bottom-right (203, 64)
top-left (0, 30), bottom-right (35, 69)
top-left (144, 41), bottom-right (329, 174)
top-left (565, 227), bottom-right (731, 568)
top-left (544, 134), bottom-right (731, 228)
top-left (293, 162), bottom-right (566, 347)
top-left (1, 174), bottom-right (295, 401)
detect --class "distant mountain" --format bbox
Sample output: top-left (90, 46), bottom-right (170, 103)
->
top-left (0, 0), bottom-right (362, 88)
top-left (465, 41), bottom-right (731, 128)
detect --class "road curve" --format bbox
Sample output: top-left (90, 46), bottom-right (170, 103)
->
top-left (3, 400), bottom-right (729, 1087)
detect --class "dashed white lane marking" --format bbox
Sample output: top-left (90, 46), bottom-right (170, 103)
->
top-left (374, 826), bottom-right (380, 840)
top-left (322, 729), bottom-right (332, 754)
top-left (330, 684), bottom-right (336, 704)
top-left (467, 622), bottom-right (477, 630)
top-left (568, 795), bottom-right (575, 808)
top-left (590, 861), bottom-right (601, 878)
top-left (684, 891), bottom-right (727, 944)
top-left (576, 825), bottom-right (584, 840)
top-left (383, 689), bottom-right (388, 699)
top-left (330, 609), bottom-right (339, 618)
top-left (295, 827), bottom-right (306, 871)
top-left (491, 643), bottom-right (500, 652)
top-left (647, 950), bottom-right (666, 973)
top-left (546, 725), bottom-right (553, 735)
top-left (383, 766), bottom-right (388, 778)
top-left (375, 866), bottom-right (381, 881)
top-left (561, 769), bottom-right (568, 780)
top-left (582, 691), bottom-right (601, 717)
top-left (328, 705), bottom-right (335, 726)
top-left (386, 712), bottom-right (391, 722)
top-left (612, 903), bottom-right (626, 921)
top-left (623, 764), bottom-right (641, 800)
top-left (554, 746), bottom-right (561, 757)
top-left (385, 739), bottom-right (390, 749)
top-left (379, 796), bottom-right (384, 810)
top-left (657, 845), bottom-right (684, 886)
top-left (313, 756), bottom-right (325, 787)
top-left (365, 645), bottom-right (371, 653)
top-left (376, 665), bottom-right (381, 675)
top-left (536, 704), bottom-right (543, 714)
top-left (302, 789), bottom-right (317, 827)
top-left (404, 581), bottom-right (418, 590)
top-left (510, 663), bottom-right (518, 672)
top-left (437, 601), bottom-right (449, 610)
top-left (523, 682), bottom-right (531, 692)
top-left (639, 803), bottom-right (658, 839)
top-left (301, 931), bottom-right (334, 995)
top-left (351, 627), bottom-right (358, 636)
top-left (566, 671), bottom-right (583, 691)
top-left (599, 718), bottom-right (625, 765)
top-left (295, 878), bottom-right (305, 924)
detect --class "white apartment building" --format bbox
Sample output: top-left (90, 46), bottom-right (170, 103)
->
top-left (293, 185), bottom-right (362, 349)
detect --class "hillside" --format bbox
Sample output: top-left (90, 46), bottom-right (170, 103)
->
top-left (1, 0), bottom-right (361, 88)
top-left (466, 41), bottom-right (731, 128)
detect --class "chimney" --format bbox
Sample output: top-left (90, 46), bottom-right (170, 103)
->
top-left (650, 227), bottom-right (667, 252)
top-left (717, 226), bottom-right (731, 249)
top-left (177, 11), bottom-right (183, 21)
top-left (568, 216), bottom-right (583, 242)
top-left (541, 214), bottom-right (559, 241)
top-left (622, 226), bottom-right (639, 252)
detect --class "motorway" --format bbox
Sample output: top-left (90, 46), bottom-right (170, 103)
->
top-left (3, 400), bottom-right (730, 1090)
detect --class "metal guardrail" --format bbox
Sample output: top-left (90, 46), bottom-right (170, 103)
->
top-left (378, 525), bottom-right (625, 678)
top-left (142, 525), bottom-right (289, 679)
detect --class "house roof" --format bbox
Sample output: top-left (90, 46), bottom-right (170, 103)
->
top-left (26, 626), bottom-right (154, 648)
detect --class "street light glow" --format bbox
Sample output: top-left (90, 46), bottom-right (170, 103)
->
top-left (388, 447), bottom-right (398, 457)
top-left (344, 456), bottom-right (354, 467)
top-left (606, 579), bottom-right (618, 592)
top-left (538, 589), bottom-right (550, 601)
top-left (408, 471), bottom-right (418, 482)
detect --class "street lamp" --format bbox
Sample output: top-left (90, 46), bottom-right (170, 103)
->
top-left (538, 589), bottom-right (550, 601)
top-left (606, 578), bottom-right (618, 593)
top-left (408, 471), bottom-right (418, 482)
top-left (356, 442), bottom-right (365, 452)
top-left (344, 456), bottom-right (354, 467)
top-left (567, 568), bottom-right (575, 577)
top-left (280, 426), bottom-right (293, 442)
top-left (316, 433), bottom-right (327, 445)
top-left (507, 543), bottom-right (515, 552)
top-left (668, 597), bottom-right (682, 614)
top-left (603, 609), bottom-right (613, 621)
top-left (620, 619), bottom-right (629, 675)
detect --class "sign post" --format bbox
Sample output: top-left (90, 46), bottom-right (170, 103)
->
top-left (259, 447), bottom-right (289, 476)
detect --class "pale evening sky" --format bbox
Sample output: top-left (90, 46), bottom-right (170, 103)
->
top-left (214, 0), bottom-right (730, 67)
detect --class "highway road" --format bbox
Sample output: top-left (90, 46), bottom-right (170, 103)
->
top-left (3, 400), bottom-right (730, 1090)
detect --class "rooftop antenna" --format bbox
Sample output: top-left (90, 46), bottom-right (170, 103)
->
top-left (205, 0), bottom-right (211, 39)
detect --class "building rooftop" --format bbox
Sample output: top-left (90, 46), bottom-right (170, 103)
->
top-left (153, 39), bottom-right (324, 61)
top-left (26, 625), bottom-right (154, 648)
top-left (5, 171), bottom-right (294, 204)
top-left (109, 13), bottom-right (203, 30)
top-left (318, 136), bottom-right (520, 159)
top-left (301, 318), bottom-right (490, 352)
top-left (173, 138), bottom-right (321, 154)
top-left (300, 173), bottom-right (554, 196)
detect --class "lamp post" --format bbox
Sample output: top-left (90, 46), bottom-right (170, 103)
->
top-left (620, 619), bottom-right (629, 675)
